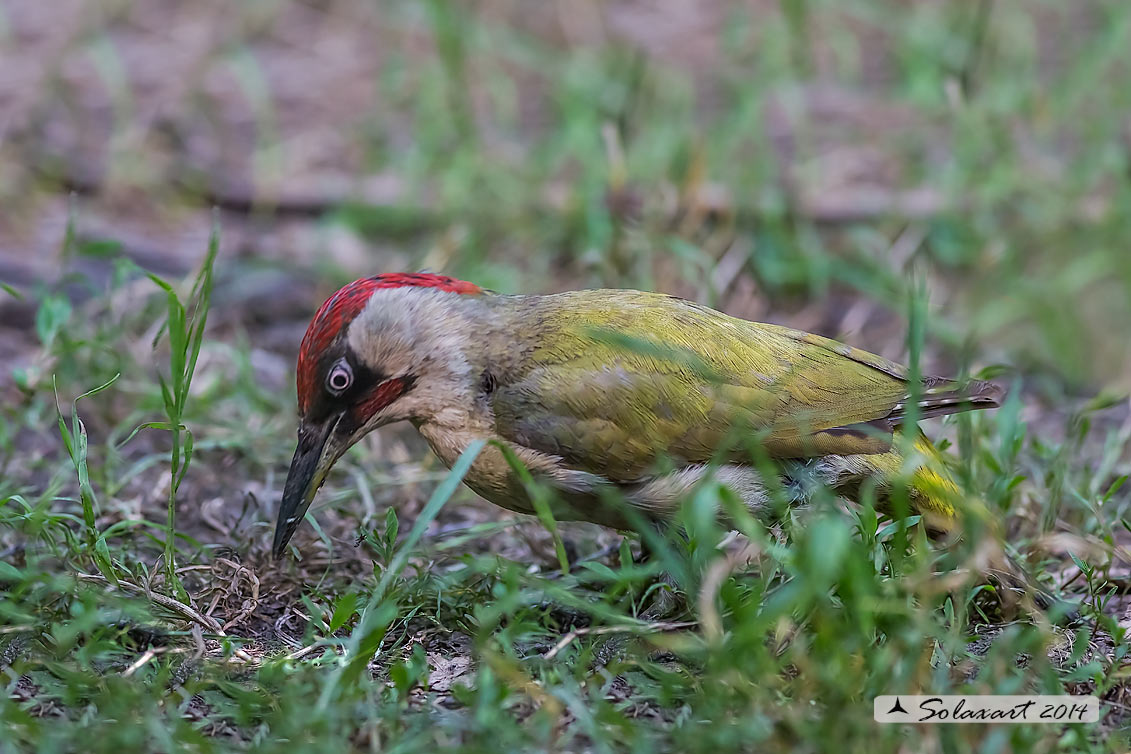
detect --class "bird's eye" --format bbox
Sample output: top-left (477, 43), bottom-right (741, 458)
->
top-left (326, 360), bottom-right (353, 394)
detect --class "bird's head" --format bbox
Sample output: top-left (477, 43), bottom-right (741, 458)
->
top-left (273, 273), bottom-right (484, 557)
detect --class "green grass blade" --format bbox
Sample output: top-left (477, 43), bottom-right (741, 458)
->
top-left (318, 438), bottom-right (486, 710)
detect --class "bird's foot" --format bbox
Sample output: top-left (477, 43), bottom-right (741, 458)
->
top-left (590, 572), bottom-right (686, 667)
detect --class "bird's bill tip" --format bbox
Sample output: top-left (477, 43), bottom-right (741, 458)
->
top-left (273, 420), bottom-right (335, 558)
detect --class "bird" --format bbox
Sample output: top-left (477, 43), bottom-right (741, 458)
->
top-left (273, 272), bottom-right (1003, 559)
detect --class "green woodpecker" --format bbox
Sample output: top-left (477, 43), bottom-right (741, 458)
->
top-left (273, 273), bottom-right (1000, 558)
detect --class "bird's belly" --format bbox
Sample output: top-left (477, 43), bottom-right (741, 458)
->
top-left (416, 419), bottom-right (811, 532)
top-left (412, 421), bottom-right (961, 534)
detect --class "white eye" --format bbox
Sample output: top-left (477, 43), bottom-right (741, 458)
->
top-left (326, 360), bottom-right (353, 394)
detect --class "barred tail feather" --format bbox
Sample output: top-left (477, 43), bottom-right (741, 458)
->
top-left (884, 378), bottom-right (1004, 427)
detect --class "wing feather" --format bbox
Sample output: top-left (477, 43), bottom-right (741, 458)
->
top-left (489, 290), bottom-right (997, 482)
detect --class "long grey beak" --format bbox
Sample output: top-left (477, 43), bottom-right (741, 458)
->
top-left (273, 419), bottom-right (335, 558)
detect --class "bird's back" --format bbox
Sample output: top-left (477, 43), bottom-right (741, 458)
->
top-left (482, 288), bottom-right (994, 482)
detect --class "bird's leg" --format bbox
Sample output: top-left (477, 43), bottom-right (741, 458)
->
top-left (636, 571), bottom-right (683, 622)
top-left (632, 530), bottom-right (686, 620)
top-left (590, 530), bottom-right (688, 666)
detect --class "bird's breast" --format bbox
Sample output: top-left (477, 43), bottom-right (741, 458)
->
top-left (414, 420), bottom-right (537, 515)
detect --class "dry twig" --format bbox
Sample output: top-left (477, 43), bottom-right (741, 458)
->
top-left (74, 573), bottom-right (255, 663)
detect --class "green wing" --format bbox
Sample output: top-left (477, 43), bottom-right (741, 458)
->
top-left (489, 290), bottom-right (970, 482)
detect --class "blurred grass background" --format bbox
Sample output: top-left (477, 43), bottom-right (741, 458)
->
top-left (1, 1), bottom-right (1131, 752)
